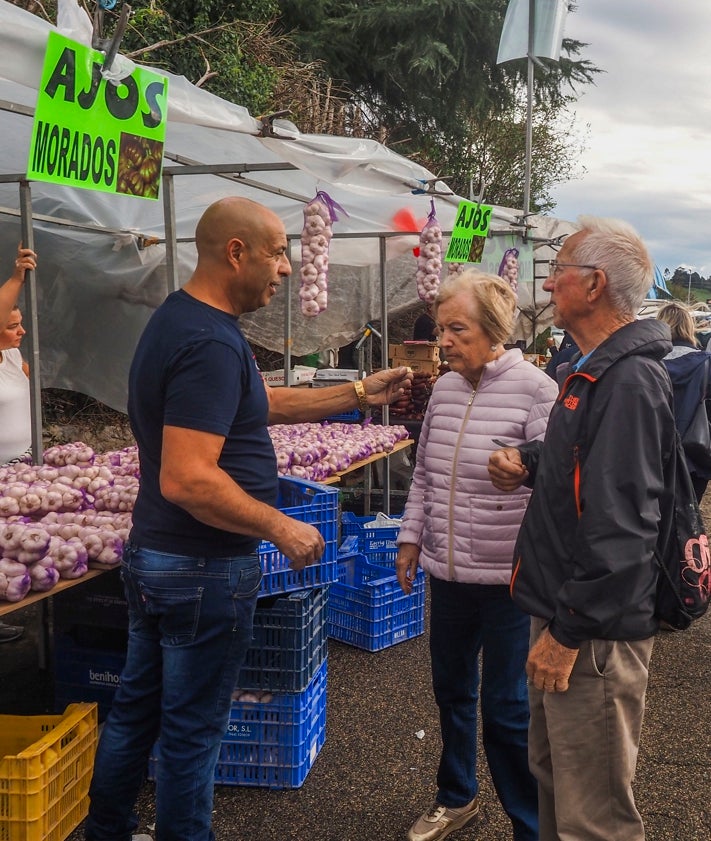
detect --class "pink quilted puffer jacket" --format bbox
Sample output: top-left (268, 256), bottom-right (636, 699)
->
top-left (397, 349), bottom-right (558, 585)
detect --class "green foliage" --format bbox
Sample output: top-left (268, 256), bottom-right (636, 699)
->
top-left (123, 0), bottom-right (281, 115)
top-left (670, 268), bottom-right (710, 288)
top-left (63, 0), bottom-right (598, 212)
top-left (276, 0), bottom-right (598, 210)
top-left (416, 103), bottom-right (588, 212)
top-left (278, 0), bottom-right (597, 124)
top-left (157, 0), bottom-right (278, 24)
top-left (668, 282), bottom-right (702, 303)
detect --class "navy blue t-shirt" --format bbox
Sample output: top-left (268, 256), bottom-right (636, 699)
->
top-left (128, 289), bottom-right (278, 556)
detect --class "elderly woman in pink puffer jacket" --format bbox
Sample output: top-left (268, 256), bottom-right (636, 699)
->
top-left (397, 270), bottom-right (558, 841)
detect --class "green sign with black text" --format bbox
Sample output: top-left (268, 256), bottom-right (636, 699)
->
top-left (28, 31), bottom-right (168, 199)
top-left (444, 200), bottom-right (493, 263)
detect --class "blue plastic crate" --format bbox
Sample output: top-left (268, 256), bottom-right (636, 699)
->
top-left (340, 511), bottom-right (402, 566)
top-left (237, 588), bottom-right (328, 693)
top-left (323, 408), bottom-right (364, 423)
top-left (53, 629), bottom-right (127, 722)
top-left (328, 554), bottom-right (425, 652)
top-left (53, 568), bottom-right (128, 631)
top-left (149, 659), bottom-right (327, 790)
top-left (258, 477), bottom-right (339, 596)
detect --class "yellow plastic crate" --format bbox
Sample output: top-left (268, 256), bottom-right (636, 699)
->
top-left (0, 703), bottom-right (98, 841)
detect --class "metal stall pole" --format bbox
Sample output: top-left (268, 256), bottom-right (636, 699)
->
top-left (19, 181), bottom-right (42, 464)
top-left (19, 179), bottom-right (53, 672)
top-left (522, 0), bottom-right (535, 221)
top-left (379, 235), bottom-right (391, 515)
top-left (532, 254), bottom-right (538, 350)
top-left (162, 171), bottom-right (180, 293)
top-left (284, 237), bottom-right (294, 385)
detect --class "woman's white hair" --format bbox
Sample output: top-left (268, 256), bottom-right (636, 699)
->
top-left (571, 216), bottom-right (654, 317)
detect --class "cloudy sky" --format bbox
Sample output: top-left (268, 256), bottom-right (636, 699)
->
top-left (548, 0), bottom-right (711, 277)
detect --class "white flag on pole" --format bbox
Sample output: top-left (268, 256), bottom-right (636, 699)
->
top-left (497, 0), bottom-right (568, 64)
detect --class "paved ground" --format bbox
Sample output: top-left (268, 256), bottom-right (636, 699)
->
top-left (3, 587), bottom-right (711, 841)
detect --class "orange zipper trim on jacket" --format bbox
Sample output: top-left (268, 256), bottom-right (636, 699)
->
top-left (557, 369), bottom-right (596, 402)
top-left (510, 556), bottom-right (522, 597)
top-left (511, 369), bottom-right (595, 597)
top-left (557, 370), bottom-right (594, 517)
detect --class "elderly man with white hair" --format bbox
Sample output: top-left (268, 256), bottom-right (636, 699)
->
top-left (489, 217), bottom-right (676, 841)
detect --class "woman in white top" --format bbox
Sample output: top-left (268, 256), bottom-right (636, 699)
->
top-left (0, 243), bottom-right (37, 642)
top-left (0, 307), bottom-right (31, 464)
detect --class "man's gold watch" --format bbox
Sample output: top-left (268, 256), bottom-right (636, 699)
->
top-left (353, 379), bottom-right (369, 413)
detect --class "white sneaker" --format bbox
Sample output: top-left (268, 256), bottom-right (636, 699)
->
top-left (407, 796), bottom-right (480, 841)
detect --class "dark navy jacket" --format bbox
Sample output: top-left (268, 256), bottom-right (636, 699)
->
top-left (663, 344), bottom-right (711, 478)
top-left (511, 320), bottom-right (676, 647)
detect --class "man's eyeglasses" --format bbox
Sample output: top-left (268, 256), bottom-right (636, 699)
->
top-left (548, 260), bottom-right (599, 276)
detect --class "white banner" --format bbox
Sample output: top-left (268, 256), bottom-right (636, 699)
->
top-left (497, 0), bottom-right (568, 64)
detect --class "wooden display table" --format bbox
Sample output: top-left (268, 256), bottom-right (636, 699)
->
top-left (0, 564), bottom-right (117, 617)
top-left (321, 438), bottom-right (413, 484)
top-left (0, 563), bottom-right (118, 672)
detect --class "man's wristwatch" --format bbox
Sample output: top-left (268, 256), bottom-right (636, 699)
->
top-left (353, 379), bottom-right (369, 412)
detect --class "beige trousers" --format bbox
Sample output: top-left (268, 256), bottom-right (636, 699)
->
top-left (528, 617), bottom-right (654, 841)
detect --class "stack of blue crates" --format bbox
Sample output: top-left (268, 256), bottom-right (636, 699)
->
top-left (214, 477), bottom-right (338, 788)
top-left (55, 477), bottom-right (339, 789)
top-left (209, 588), bottom-right (329, 789)
top-left (327, 513), bottom-right (426, 652)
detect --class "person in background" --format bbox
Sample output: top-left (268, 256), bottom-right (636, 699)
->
top-left (396, 270), bottom-right (558, 841)
top-left (544, 329), bottom-right (579, 382)
top-left (0, 243), bottom-right (37, 643)
top-left (489, 217), bottom-right (675, 841)
top-left (84, 197), bottom-right (412, 841)
top-left (412, 302), bottom-right (437, 341)
top-left (690, 302), bottom-right (711, 350)
top-left (656, 301), bottom-right (711, 501)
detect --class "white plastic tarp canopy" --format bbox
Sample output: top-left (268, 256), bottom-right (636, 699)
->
top-left (0, 0), bottom-right (562, 412)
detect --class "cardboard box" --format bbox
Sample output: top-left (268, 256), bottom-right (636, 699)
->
top-left (262, 367), bottom-right (316, 387)
top-left (524, 354), bottom-right (547, 368)
top-left (391, 357), bottom-right (441, 376)
top-left (310, 368), bottom-right (360, 387)
top-left (388, 342), bottom-right (440, 362)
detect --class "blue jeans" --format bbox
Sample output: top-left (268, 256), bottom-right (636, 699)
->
top-left (429, 577), bottom-right (538, 841)
top-left (85, 542), bottom-right (262, 841)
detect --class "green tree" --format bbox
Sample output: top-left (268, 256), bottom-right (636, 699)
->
top-left (120, 0), bottom-right (283, 115)
top-left (277, 0), bottom-right (598, 211)
top-left (417, 102), bottom-right (589, 211)
top-left (21, 0), bottom-right (597, 212)
top-left (8, 0), bottom-right (285, 114)
top-left (278, 0), bottom-right (596, 127)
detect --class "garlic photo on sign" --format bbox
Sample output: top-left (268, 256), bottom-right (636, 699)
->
top-left (498, 247), bottom-right (520, 294)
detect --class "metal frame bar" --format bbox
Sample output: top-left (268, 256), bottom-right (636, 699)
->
top-left (19, 181), bottom-right (43, 464)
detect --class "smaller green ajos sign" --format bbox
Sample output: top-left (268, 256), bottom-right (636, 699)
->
top-left (444, 200), bottom-right (493, 264)
top-left (28, 31), bottom-right (168, 200)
